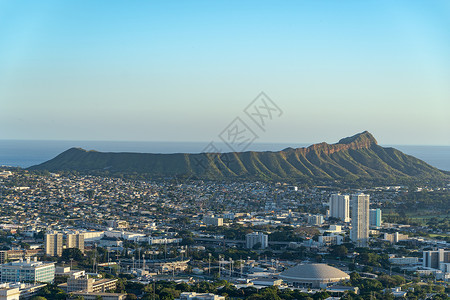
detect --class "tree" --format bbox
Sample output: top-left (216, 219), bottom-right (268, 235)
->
top-left (62, 248), bottom-right (84, 261)
top-left (252, 242), bottom-right (262, 250)
top-left (330, 245), bottom-right (348, 258)
top-left (31, 297), bottom-right (47, 300)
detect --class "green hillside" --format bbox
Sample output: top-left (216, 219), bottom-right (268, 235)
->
top-left (29, 131), bottom-right (449, 183)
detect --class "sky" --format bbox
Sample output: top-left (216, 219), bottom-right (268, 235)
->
top-left (0, 0), bottom-right (449, 146)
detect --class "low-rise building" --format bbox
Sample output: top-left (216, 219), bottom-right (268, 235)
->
top-left (59, 275), bottom-right (118, 293)
top-left (70, 292), bottom-right (127, 300)
top-left (180, 292), bottom-right (225, 300)
top-left (0, 259), bottom-right (55, 283)
top-left (0, 283), bottom-right (47, 300)
top-left (0, 287), bottom-right (19, 300)
top-left (203, 216), bottom-right (223, 227)
top-left (318, 234), bottom-right (343, 246)
top-left (389, 257), bottom-right (419, 265)
top-left (384, 232), bottom-right (408, 244)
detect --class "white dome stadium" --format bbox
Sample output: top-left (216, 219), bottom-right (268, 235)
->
top-left (279, 263), bottom-right (350, 288)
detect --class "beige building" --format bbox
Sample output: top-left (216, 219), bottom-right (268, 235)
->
top-left (0, 287), bottom-right (20, 300)
top-left (60, 275), bottom-right (118, 293)
top-left (350, 194), bottom-right (370, 247)
top-left (384, 232), bottom-right (408, 244)
top-left (0, 283), bottom-right (46, 299)
top-left (70, 292), bottom-right (126, 300)
top-left (45, 233), bottom-right (63, 257)
top-left (67, 233), bottom-right (85, 253)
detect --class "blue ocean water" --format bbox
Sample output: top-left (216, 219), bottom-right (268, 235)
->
top-left (0, 140), bottom-right (449, 171)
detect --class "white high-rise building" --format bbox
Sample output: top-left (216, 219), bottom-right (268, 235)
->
top-left (329, 194), bottom-right (350, 222)
top-left (350, 193), bottom-right (370, 247)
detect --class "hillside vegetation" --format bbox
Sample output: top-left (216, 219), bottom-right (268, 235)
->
top-left (29, 131), bottom-right (449, 184)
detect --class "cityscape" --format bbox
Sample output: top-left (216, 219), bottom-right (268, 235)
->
top-left (0, 168), bottom-right (448, 299)
top-left (1, 0), bottom-right (449, 299)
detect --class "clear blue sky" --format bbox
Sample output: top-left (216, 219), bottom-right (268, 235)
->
top-left (1, 0), bottom-right (449, 145)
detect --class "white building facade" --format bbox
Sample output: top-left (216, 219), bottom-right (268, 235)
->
top-left (350, 193), bottom-right (370, 247)
top-left (329, 194), bottom-right (350, 222)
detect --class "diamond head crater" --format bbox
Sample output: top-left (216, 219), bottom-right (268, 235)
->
top-left (29, 131), bottom-right (449, 185)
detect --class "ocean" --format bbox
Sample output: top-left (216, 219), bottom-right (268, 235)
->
top-left (0, 140), bottom-right (449, 171)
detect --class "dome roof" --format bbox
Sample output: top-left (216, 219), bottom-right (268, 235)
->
top-left (279, 263), bottom-right (350, 281)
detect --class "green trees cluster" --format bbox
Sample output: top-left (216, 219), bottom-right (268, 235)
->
top-left (269, 226), bottom-right (303, 242)
top-left (355, 250), bottom-right (389, 268)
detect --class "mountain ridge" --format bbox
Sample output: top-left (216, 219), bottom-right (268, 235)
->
top-left (29, 131), bottom-right (449, 183)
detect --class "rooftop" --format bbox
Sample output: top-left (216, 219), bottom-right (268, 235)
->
top-left (279, 264), bottom-right (350, 281)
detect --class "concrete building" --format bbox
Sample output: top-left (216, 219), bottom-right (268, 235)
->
top-left (318, 234), bottom-right (343, 246)
top-left (369, 209), bottom-right (382, 227)
top-left (70, 292), bottom-right (127, 300)
top-left (223, 213), bottom-right (235, 219)
top-left (180, 292), bottom-right (225, 300)
top-left (308, 214), bottom-right (324, 225)
top-left (147, 237), bottom-right (182, 245)
top-left (203, 216), bottom-right (223, 227)
top-left (106, 220), bottom-right (129, 229)
top-left (60, 275), bottom-right (118, 293)
top-left (389, 257), bottom-right (419, 265)
top-left (0, 287), bottom-right (19, 300)
top-left (0, 283), bottom-right (47, 300)
top-left (81, 231), bottom-right (105, 242)
top-left (423, 249), bottom-right (450, 270)
top-left (67, 233), bottom-right (85, 253)
top-left (384, 232), bottom-right (408, 244)
top-left (350, 194), bottom-right (370, 247)
top-left (0, 259), bottom-right (55, 283)
top-left (329, 194), bottom-right (350, 222)
top-left (45, 233), bottom-right (63, 257)
top-left (5, 250), bottom-right (41, 261)
top-left (246, 232), bottom-right (268, 249)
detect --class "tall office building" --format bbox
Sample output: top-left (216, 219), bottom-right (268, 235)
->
top-left (329, 194), bottom-right (350, 222)
top-left (369, 209), bottom-right (382, 227)
top-left (45, 233), bottom-right (63, 257)
top-left (350, 193), bottom-right (370, 247)
top-left (67, 233), bottom-right (85, 253)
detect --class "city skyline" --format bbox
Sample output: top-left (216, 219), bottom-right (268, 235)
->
top-left (1, 0), bottom-right (449, 145)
